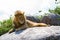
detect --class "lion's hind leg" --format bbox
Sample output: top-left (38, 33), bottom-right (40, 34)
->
top-left (37, 23), bottom-right (49, 27)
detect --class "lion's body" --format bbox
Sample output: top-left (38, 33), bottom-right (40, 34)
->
top-left (26, 20), bottom-right (48, 27)
top-left (9, 10), bottom-right (48, 33)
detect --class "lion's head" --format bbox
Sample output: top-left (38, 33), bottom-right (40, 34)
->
top-left (13, 10), bottom-right (27, 29)
top-left (14, 10), bottom-right (26, 24)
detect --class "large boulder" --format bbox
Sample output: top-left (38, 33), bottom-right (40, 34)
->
top-left (41, 14), bottom-right (60, 25)
top-left (0, 26), bottom-right (60, 40)
top-left (41, 16), bottom-right (51, 25)
top-left (26, 16), bottom-right (40, 23)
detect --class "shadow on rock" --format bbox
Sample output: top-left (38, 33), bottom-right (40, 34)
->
top-left (15, 29), bottom-right (25, 34)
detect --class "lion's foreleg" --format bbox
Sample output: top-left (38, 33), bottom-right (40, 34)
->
top-left (8, 28), bottom-right (15, 33)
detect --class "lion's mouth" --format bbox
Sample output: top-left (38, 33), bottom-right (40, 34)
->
top-left (19, 18), bottom-right (25, 25)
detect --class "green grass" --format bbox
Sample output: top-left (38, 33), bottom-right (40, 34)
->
top-left (0, 17), bottom-right (13, 36)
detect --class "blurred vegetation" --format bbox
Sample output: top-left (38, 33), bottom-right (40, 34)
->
top-left (36, 15), bottom-right (43, 21)
top-left (0, 17), bottom-right (13, 36)
top-left (49, 7), bottom-right (60, 15)
top-left (36, 13), bottom-right (49, 21)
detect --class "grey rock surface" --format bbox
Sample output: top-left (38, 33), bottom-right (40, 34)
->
top-left (41, 14), bottom-right (60, 25)
top-left (26, 16), bottom-right (40, 23)
top-left (0, 26), bottom-right (60, 40)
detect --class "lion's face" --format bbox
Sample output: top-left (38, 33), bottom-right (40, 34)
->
top-left (15, 10), bottom-right (25, 24)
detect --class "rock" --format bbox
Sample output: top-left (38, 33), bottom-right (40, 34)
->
top-left (41, 16), bottom-right (51, 25)
top-left (41, 14), bottom-right (60, 25)
top-left (0, 26), bottom-right (60, 40)
top-left (26, 16), bottom-right (40, 23)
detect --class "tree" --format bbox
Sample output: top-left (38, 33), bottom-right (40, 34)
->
top-left (49, 7), bottom-right (60, 15)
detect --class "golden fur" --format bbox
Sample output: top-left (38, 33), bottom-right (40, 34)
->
top-left (26, 20), bottom-right (48, 27)
top-left (9, 10), bottom-right (48, 33)
top-left (13, 10), bottom-right (28, 29)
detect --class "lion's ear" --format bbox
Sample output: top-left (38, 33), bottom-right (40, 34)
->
top-left (23, 12), bottom-right (25, 14)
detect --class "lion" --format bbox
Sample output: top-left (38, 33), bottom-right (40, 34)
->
top-left (8, 10), bottom-right (48, 33)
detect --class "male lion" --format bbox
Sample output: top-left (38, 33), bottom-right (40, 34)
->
top-left (9, 10), bottom-right (48, 33)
